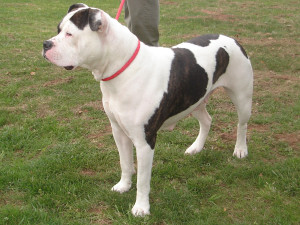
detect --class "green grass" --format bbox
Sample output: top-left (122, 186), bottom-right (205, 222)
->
top-left (0, 0), bottom-right (299, 224)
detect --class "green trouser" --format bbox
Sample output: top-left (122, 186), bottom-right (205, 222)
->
top-left (124, 0), bottom-right (160, 46)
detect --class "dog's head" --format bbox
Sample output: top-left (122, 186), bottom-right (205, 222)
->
top-left (42, 3), bottom-right (108, 70)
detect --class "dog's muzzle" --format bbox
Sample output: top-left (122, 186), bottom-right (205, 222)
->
top-left (42, 41), bottom-right (74, 70)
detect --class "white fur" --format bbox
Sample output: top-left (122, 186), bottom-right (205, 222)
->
top-left (44, 7), bottom-right (253, 217)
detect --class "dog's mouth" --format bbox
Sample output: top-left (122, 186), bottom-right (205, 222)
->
top-left (42, 51), bottom-right (48, 60)
top-left (43, 55), bottom-right (74, 71)
top-left (64, 66), bottom-right (74, 70)
top-left (42, 49), bottom-right (75, 71)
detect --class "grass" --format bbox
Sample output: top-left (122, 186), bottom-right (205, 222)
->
top-left (0, 0), bottom-right (299, 224)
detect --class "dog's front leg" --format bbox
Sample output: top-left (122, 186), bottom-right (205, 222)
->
top-left (132, 143), bottom-right (154, 216)
top-left (111, 123), bottom-right (135, 193)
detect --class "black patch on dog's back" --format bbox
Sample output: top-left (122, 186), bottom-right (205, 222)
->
top-left (234, 39), bottom-right (248, 59)
top-left (213, 47), bottom-right (230, 84)
top-left (144, 48), bottom-right (209, 149)
top-left (187, 34), bottom-right (219, 47)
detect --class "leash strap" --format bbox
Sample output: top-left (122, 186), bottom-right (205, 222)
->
top-left (115, 0), bottom-right (126, 20)
top-left (101, 0), bottom-right (140, 82)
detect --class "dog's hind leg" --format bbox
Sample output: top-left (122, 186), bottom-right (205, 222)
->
top-left (225, 80), bottom-right (253, 158)
top-left (185, 99), bottom-right (212, 155)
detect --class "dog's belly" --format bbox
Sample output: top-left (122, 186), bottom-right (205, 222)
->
top-left (160, 99), bottom-right (202, 130)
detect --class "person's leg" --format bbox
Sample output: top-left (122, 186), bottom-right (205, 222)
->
top-left (125, 0), bottom-right (159, 46)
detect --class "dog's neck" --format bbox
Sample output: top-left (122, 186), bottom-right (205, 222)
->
top-left (91, 14), bottom-right (140, 82)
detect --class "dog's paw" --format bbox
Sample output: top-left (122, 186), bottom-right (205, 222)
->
top-left (131, 203), bottom-right (150, 217)
top-left (111, 181), bottom-right (131, 193)
top-left (233, 147), bottom-right (248, 158)
top-left (184, 145), bottom-right (202, 155)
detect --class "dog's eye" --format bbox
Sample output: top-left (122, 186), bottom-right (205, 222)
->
top-left (66, 32), bottom-right (72, 37)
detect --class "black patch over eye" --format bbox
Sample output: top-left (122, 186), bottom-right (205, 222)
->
top-left (69, 8), bottom-right (102, 31)
top-left (70, 8), bottom-right (89, 30)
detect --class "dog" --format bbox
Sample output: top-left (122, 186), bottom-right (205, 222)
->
top-left (43, 3), bottom-right (253, 216)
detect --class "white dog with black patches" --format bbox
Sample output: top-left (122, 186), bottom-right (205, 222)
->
top-left (43, 4), bottom-right (253, 216)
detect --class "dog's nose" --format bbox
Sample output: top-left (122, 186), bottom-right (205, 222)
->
top-left (43, 40), bottom-right (54, 51)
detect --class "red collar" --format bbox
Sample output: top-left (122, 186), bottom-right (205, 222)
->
top-left (101, 40), bottom-right (141, 81)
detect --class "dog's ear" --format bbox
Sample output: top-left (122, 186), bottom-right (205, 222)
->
top-left (88, 8), bottom-right (102, 31)
top-left (88, 9), bottom-right (108, 33)
top-left (68, 3), bottom-right (88, 13)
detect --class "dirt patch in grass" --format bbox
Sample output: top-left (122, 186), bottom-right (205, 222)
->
top-left (177, 9), bottom-right (235, 22)
top-left (3, 104), bottom-right (27, 112)
top-left (253, 70), bottom-right (298, 102)
top-left (248, 124), bottom-right (270, 133)
top-left (177, 15), bottom-right (205, 20)
top-left (74, 100), bottom-right (104, 114)
top-left (199, 9), bottom-right (235, 22)
top-left (88, 124), bottom-right (112, 148)
top-left (175, 33), bottom-right (203, 41)
top-left (91, 218), bottom-right (112, 225)
top-left (43, 76), bottom-right (74, 87)
top-left (72, 100), bottom-right (105, 123)
top-left (275, 131), bottom-right (300, 150)
top-left (237, 36), bottom-right (298, 48)
top-left (80, 169), bottom-right (98, 176)
top-left (0, 190), bottom-right (25, 207)
top-left (212, 121), bottom-right (272, 146)
top-left (89, 203), bottom-right (112, 225)
top-left (37, 104), bottom-right (55, 118)
top-left (236, 36), bottom-right (299, 70)
top-left (160, 0), bottom-right (178, 5)
top-left (219, 128), bottom-right (236, 142)
top-left (4, 3), bottom-right (37, 7)
top-left (35, 96), bottom-right (55, 118)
